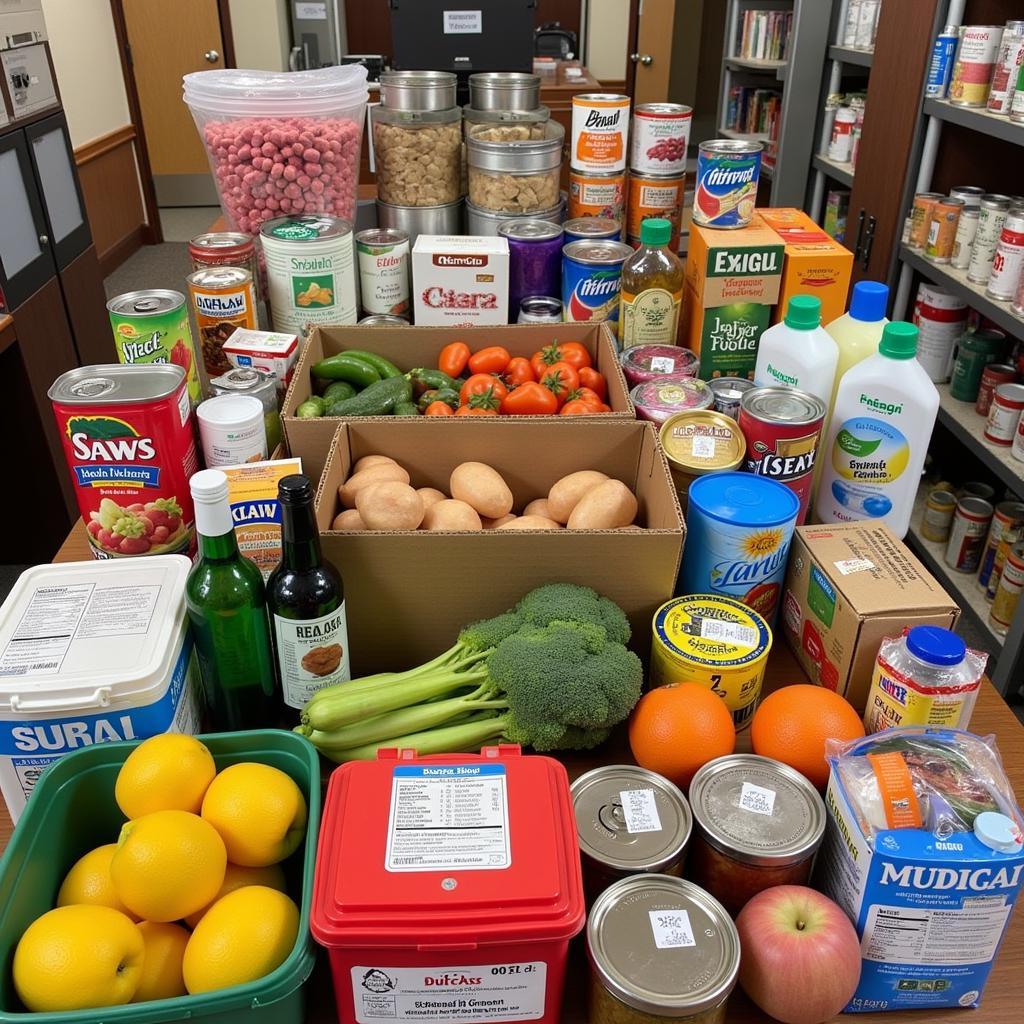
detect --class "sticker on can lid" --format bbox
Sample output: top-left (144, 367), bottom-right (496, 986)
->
top-left (739, 782), bottom-right (776, 816)
top-left (620, 789), bottom-right (663, 834)
top-left (649, 908), bottom-right (696, 949)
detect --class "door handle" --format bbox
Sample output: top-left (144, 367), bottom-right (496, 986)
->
top-left (630, 53), bottom-right (654, 66)
top-left (852, 208), bottom-right (866, 262)
top-left (38, 234), bottom-right (48, 246)
top-left (204, 49), bottom-right (220, 63)
top-left (289, 46), bottom-right (302, 72)
top-left (861, 215), bottom-right (877, 270)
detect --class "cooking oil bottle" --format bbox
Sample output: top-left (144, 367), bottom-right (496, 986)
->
top-left (619, 218), bottom-right (684, 348)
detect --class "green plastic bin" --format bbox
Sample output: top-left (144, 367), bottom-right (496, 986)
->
top-left (0, 730), bottom-right (320, 1024)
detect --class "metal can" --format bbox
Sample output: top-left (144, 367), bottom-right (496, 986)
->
top-left (48, 364), bottom-right (197, 559)
top-left (651, 596), bottom-right (772, 729)
top-left (632, 378), bottom-right (714, 425)
top-left (909, 192), bottom-right (945, 252)
top-left (926, 25), bottom-right (960, 98)
top-left (962, 481), bottom-right (997, 502)
top-left (693, 140), bottom-right (761, 229)
top-left (967, 194), bottom-right (1012, 283)
top-left (630, 103), bottom-right (692, 177)
top-left (709, 376), bottom-right (755, 420)
top-left (208, 366), bottom-right (282, 454)
top-left (499, 219), bottom-right (563, 320)
top-left (355, 228), bottom-right (410, 318)
top-left (949, 329), bottom-right (1009, 401)
top-left (107, 290), bottom-right (201, 404)
top-left (1013, 61), bottom-right (1024, 122)
top-left (975, 362), bottom-right (1018, 416)
top-left (951, 207), bottom-right (980, 269)
top-left (987, 21), bottom-right (1024, 113)
top-left (950, 25), bottom-right (1005, 106)
top-left (854, 0), bottom-right (880, 49)
top-left (921, 488), bottom-right (958, 543)
top-left (739, 386), bottom-right (826, 526)
top-left (985, 206), bottom-right (1024, 300)
top-left (196, 394), bottom-right (267, 469)
top-left (188, 231), bottom-right (260, 300)
top-left (990, 541), bottom-right (1024, 634)
top-left (357, 314), bottom-right (409, 326)
top-left (561, 239), bottom-right (633, 324)
top-left (658, 411), bottom-right (746, 511)
top-left (567, 168), bottom-right (626, 221)
top-left (986, 523), bottom-right (1023, 599)
top-left (1014, 408), bottom-right (1024, 462)
top-left (570, 93), bottom-right (630, 174)
top-left (625, 172), bottom-right (685, 250)
top-left (619, 344), bottom-right (699, 387)
top-left (945, 495), bottom-right (994, 572)
top-left (948, 185), bottom-right (985, 209)
top-left (517, 295), bottom-right (563, 323)
top-left (1015, 258), bottom-right (1024, 314)
top-left (186, 266), bottom-right (258, 378)
top-left (924, 196), bottom-right (964, 263)
top-left (985, 382), bottom-right (1024, 444)
top-left (260, 215), bottom-right (357, 336)
top-left (912, 281), bottom-right (968, 382)
top-left (563, 216), bottom-right (621, 243)
top-left (977, 501), bottom-right (1024, 590)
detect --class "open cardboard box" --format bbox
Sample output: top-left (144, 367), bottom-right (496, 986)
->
top-left (314, 418), bottom-right (685, 674)
top-left (283, 323), bottom-right (634, 485)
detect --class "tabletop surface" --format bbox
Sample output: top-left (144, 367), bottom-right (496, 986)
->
top-left (1, 524), bottom-right (1020, 1023)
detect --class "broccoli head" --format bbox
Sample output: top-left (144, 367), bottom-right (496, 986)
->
top-left (458, 611), bottom-right (526, 652)
top-left (515, 583), bottom-right (631, 645)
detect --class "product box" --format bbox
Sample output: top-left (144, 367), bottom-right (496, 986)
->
top-left (223, 328), bottom-right (300, 393)
top-left (823, 189), bottom-right (851, 244)
top-left (282, 323), bottom-right (634, 485)
top-left (757, 207), bottom-right (854, 327)
top-left (681, 218), bottom-right (784, 380)
top-left (412, 234), bottom-right (509, 327)
top-left (781, 523), bottom-right (959, 710)
top-left (314, 418), bottom-right (685, 673)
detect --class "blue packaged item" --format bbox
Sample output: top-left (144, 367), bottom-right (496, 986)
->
top-left (926, 27), bottom-right (959, 98)
top-left (818, 727), bottom-right (1024, 1012)
top-left (693, 139), bottom-right (762, 229)
top-left (679, 471), bottom-right (799, 626)
top-left (562, 238), bottom-right (632, 324)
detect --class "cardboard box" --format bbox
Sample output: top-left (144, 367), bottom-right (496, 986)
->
top-left (223, 329), bottom-right (300, 394)
top-left (314, 418), bottom-right (685, 674)
top-left (781, 523), bottom-right (959, 710)
top-left (757, 208), bottom-right (854, 327)
top-left (681, 218), bottom-right (784, 380)
top-left (282, 323), bottom-right (635, 485)
top-left (412, 234), bottom-right (509, 326)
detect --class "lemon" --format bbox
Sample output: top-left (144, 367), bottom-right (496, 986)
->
top-left (115, 734), bottom-right (216, 819)
top-left (111, 809), bottom-right (226, 922)
top-left (184, 861), bottom-right (288, 929)
top-left (57, 844), bottom-right (139, 920)
top-left (134, 922), bottom-right (189, 1002)
top-left (13, 905), bottom-right (144, 1012)
top-left (183, 886), bottom-right (299, 995)
top-left (201, 763), bottom-right (307, 867)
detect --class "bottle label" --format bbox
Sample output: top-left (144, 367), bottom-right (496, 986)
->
top-left (273, 602), bottom-right (351, 708)
top-left (827, 415), bottom-right (908, 520)
top-left (620, 286), bottom-right (681, 347)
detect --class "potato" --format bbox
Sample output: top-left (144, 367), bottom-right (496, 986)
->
top-left (567, 479), bottom-right (638, 530)
top-left (450, 462), bottom-right (513, 519)
top-left (547, 470), bottom-right (609, 523)
top-left (522, 498), bottom-right (553, 519)
top-left (339, 463), bottom-right (410, 508)
top-left (355, 481), bottom-right (424, 531)
top-left (423, 499), bottom-right (482, 531)
top-left (332, 509), bottom-right (368, 530)
top-left (482, 514), bottom-right (517, 529)
top-left (353, 454), bottom-right (398, 474)
top-left (417, 487), bottom-right (448, 510)
top-left (497, 515), bottom-right (561, 530)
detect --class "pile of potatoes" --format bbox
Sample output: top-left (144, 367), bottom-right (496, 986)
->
top-left (331, 455), bottom-right (640, 532)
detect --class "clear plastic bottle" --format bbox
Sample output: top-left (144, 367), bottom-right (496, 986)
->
top-left (825, 280), bottom-right (889, 413)
top-left (619, 217), bottom-right (684, 348)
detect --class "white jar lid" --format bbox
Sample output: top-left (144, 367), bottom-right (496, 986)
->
top-left (974, 811), bottom-right (1024, 854)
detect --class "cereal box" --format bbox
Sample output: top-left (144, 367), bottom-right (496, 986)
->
top-left (222, 328), bottom-right (300, 394)
top-left (411, 235), bottom-right (509, 327)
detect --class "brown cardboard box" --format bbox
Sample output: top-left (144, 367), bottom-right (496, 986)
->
top-left (314, 418), bottom-right (685, 674)
top-left (282, 323), bottom-right (634, 485)
top-left (781, 523), bottom-right (960, 710)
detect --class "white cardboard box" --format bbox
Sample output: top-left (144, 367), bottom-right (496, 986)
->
top-left (412, 234), bottom-right (509, 326)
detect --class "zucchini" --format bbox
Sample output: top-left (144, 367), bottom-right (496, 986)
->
top-left (345, 350), bottom-right (403, 379)
top-left (324, 375), bottom-right (412, 417)
top-left (295, 397), bottom-right (326, 419)
top-left (394, 401), bottom-right (420, 416)
top-left (323, 380), bottom-right (357, 403)
top-left (311, 353), bottom-right (381, 388)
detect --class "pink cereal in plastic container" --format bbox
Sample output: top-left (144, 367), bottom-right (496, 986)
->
top-left (620, 344), bottom-right (699, 388)
top-left (631, 376), bottom-right (713, 424)
top-left (183, 66), bottom-right (368, 237)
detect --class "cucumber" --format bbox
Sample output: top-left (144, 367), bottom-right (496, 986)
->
top-left (323, 380), bottom-right (357, 403)
top-left (296, 397), bottom-right (326, 419)
top-left (394, 401), bottom-right (420, 416)
top-left (344, 350), bottom-right (403, 379)
top-left (311, 353), bottom-right (381, 388)
top-left (324, 375), bottom-right (413, 417)
top-left (418, 386), bottom-right (460, 412)
top-left (410, 367), bottom-right (461, 395)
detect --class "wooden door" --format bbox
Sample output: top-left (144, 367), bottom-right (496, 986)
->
top-left (122, 0), bottom-right (226, 206)
top-left (628, 0), bottom-right (677, 103)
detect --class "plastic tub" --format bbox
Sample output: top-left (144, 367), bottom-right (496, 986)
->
top-left (0, 729), bottom-right (320, 1024)
top-left (182, 65), bottom-right (368, 237)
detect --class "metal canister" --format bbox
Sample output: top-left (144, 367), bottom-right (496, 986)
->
top-left (967, 194), bottom-right (1012, 283)
top-left (949, 329), bottom-right (1009, 401)
top-left (499, 219), bottom-right (563, 320)
top-left (985, 382), bottom-right (1024, 445)
top-left (1013, 61), bottom-right (1024, 122)
top-left (561, 239), bottom-right (633, 324)
top-left (951, 207), bottom-right (980, 269)
top-left (693, 139), bottom-right (761, 229)
top-left (921, 488), bottom-right (958, 543)
top-left (1014, 406), bottom-right (1024, 462)
top-left (355, 228), bottom-right (410, 318)
top-left (1015, 258), bottom-right (1024, 315)
top-left (987, 21), bottom-right (1024, 114)
top-left (709, 377), bottom-right (755, 420)
top-left (990, 541), bottom-right (1024, 635)
top-left (625, 172), bottom-right (686, 250)
top-left (567, 169), bottom-right (626, 222)
top-left (986, 523), bottom-right (1023, 599)
top-left (945, 495), bottom-right (994, 572)
top-left (208, 366), bottom-right (282, 454)
top-left (563, 216), bottom-right (621, 243)
top-left (630, 103), bottom-right (692, 177)
top-left (909, 192), bottom-right (945, 252)
top-left (949, 185), bottom-right (986, 208)
top-left (570, 92), bottom-right (631, 174)
top-left (517, 295), bottom-right (563, 323)
top-left (950, 25), bottom-right (1005, 107)
top-left (912, 281), bottom-right (969, 382)
top-left (986, 205), bottom-right (1024, 300)
top-left (658, 411), bottom-right (746, 511)
top-left (926, 25), bottom-right (960, 98)
top-left (357, 314), bottom-right (409, 326)
top-left (188, 231), bottom-right (260, 301)
top-left (925, 196), bottom-right (964, 263)
top-left (977, 500), bottom-right (1024, 591)
top-left (186, 266), bottom-right (259, 378)
top-left (975, 363), bottom-right (1018, 416)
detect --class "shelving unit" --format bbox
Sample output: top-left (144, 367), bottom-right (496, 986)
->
top-left (922, 98), bottom-right (1024, 146)
top-left (828, 44), bottom-right (873, 68)
top-left (812, 152), bottom-right (854, 188)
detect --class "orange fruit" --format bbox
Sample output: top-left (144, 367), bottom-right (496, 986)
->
top-left (750, 684), bottom-right (865, 789)
top-left (628, 683), bottom-right (736, 788)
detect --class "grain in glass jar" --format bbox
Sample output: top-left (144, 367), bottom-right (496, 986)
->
top-left (587, 875), bottom-right (739, 1024)
top-left (687, 754), bottom-right (825, 917)
top-left (467, 121), bottom-right (564, 215)
top-left (372, 106), bottom-right (462, 207)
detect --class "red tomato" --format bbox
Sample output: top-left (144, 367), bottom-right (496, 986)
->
top-left (560, 399), bottom-right (597, 415)
top-left (424, 401), bottom-right (454, 416)
top-left (530, 342), bottom-right (592, 378)
top-left (578, 366), bottom-right (607, 400)
top-left (438, 341), bottom-right (470, 378)
top-left (467, 346), bottom-right (511, 375)
top-left (501, 381), bottom-right (559, 415)
top-left (459, 373), bottom-right (508, 408)
top-left (503, 356), bottom-right (535, 388)
top-left (540, 361), bottom-right (580, 407)
top-left (571, 387), bottom-right (605, 408)
top-left (455, 405), bottom-right (498, 416)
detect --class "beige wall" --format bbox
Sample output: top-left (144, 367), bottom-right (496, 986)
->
top-left (229, 0), bottom-right (291, 71)
top-left (586, 0), bottom-right (629, 82)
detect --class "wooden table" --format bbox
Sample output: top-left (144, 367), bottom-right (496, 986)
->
top-left (3, 523), bottom-right (1022, 1024)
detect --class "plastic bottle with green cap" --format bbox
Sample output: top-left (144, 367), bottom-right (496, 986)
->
top-left (619, 217), bottom-right (684, 348)
top-left (753, 294), bottom-right (840, 406)
top-left (815, 320), bottom-right (939, 537)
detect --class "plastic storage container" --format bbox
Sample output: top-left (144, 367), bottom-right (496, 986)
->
top-left (182, 66), bottom-right (368, 237)
top-left (0, 729), bottom-right (320, 1024)
top-left (467, 121), bottom-right (564, 214)
top-left (372, 106), bottom-right (462, 207)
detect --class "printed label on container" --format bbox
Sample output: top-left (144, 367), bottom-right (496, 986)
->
top-left (861, 902), bottom-right (1011, 966)
top-left (649, 909), bottom-right (696, 949)
top-left (620, 287), bottom-right (682, 347)
top-left (350, 962), bottom-right (545, 1023)
top-left (739, 781), bottom-right (776, 816)
top-left (825, 415), bottom-right (909, 522)
top-left (222, 458), bottom-right (302, 578)
top-left (386, 763), bottom-right (511, 872)
top-left (273, 602), bottom-right (351, 709)
top-left (357, 239), bottom-right (410, 315)
top-left (620, 788), bottom-right (663, 834)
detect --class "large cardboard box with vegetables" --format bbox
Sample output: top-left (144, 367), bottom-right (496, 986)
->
top-left (282, 323), bottom-right (633, 484)
top-left (313, 418), bottom-right (685, 673)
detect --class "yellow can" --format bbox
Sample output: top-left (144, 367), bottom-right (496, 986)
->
top-left (651, 595), bottom-right (772, 729)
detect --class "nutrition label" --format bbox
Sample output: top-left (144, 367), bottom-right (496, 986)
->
top-left (386, 764), bottom-right (510, 872)
top-left (862, 900), bottom-right (1012, 966)
top-left (620, 789), bottom-right (663, 833)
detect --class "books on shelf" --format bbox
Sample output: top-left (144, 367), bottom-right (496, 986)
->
top-left (725, 86), bottom-right (781, 168)
top-left (737, 9), bottom-right (793, 61)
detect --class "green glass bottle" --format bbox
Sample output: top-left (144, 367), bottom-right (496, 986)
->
top-left (185, 469), bottom-right (276, 729)
top-left (267, 474), bottom-right (350, 719)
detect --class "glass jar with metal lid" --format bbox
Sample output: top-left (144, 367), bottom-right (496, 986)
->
top-left (378, 70), bottom-right (457, 111)
top-left (209, 366), bottom-right (282, 453)
top-left (587, 875), bottom-right (739, 1024)
top-left (467, 120), bottom-right (564, 214)
top-left (572, 765), bottom-right (692, 902)
top-left (687, 754), bottom-right (826, 917)
top-left (468, 72), bottom-right (541, 111)
top-left (372, 106), bottom-right (462, 207)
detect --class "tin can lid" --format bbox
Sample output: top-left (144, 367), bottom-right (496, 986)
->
top-left (106, 289), bottom-right (186, 317)
top-left (708, 376), bottom-right (755, 399)
top-left (687, 471), bottom-right (800, 528)
top-left (210, 367), bottom-right (276, 392)
top-left (187, 265), bottom-right (251, 288)
top-left (689, 754), bottom-right (826, 867)
top-left (189, 231), bottom-right (253, 250)
top-left (658, 411), bottom-right (745, 473)
top-left (48, 363), bottom-right (186, 404)
top-left (261, 215), bottom-right (351, 242)
top-left (563, 239), bottom-right (634, 264)
top-left (571, 766), bottom-right (692, 873)
top-left (652, 595), bottom-right (771, 669)
top-left (563, 217), bottom-right (620, 237)
top-left (587, 875), bottom-right (739, 1018)
top-left (740, 386), bottom-right (826, 426)
top-left (497, 219), bottom-right (564, 242)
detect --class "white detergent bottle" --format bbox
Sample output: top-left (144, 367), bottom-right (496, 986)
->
top-left (826, 280), bottom-right (890, 413)
top-left (753, 294), bottom-right (839, 407)
top-left (815, 321), bottom-right (939, 538)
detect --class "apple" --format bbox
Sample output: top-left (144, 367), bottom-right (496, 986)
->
top-left (735, 885), bottom-right (861, 1024)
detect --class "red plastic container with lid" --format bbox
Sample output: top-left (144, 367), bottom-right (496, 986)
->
top-left (311, 745), bottom-right (585, 1024)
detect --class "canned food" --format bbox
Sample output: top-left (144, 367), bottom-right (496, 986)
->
top-left (976, 363), bottom-right (1018, 416)
top-left (924, 196), bottom-right (964, 263)
top-left (977, 501), bottom-right (1024, 591)
top-left (357, 314), bottom-right (409, 326)
top-left (196, 394), bottom-right (268, 468)
top-left (693, 140), bottom-right (761, 229)
top-left (1014, 408), bottom-right (1024, 462)
top-left (921, 488), bottom-right (958, 543)
top-left (949, 185), bottom-right (986, 208)
top-left (949, 329), bottom-right (1009, 401)
top-left (651, 596), bottom-right (772, 729)
top-left (1015, 257), bottom-right (1024, 315)
top-left (563, 216), bottom-right (621, 243)
top-left (967, 194), bottom-right (1012, 283)
top-left (619, 344), bottom-right (698, 388)
top-left (571, 93), bottom-right (630, 174)
top-left (950, 25), bottom-right (1005, 106)
top-left (561, 239), bottom-right (633, 324)
top-left (986, 206), bottom-right (1024, 300)
top-left (625, 172), bottom-right (685, 250)
top-left (926, 26), bottom-right (960, 98)
top-left (945, 495), bottom-right (994, 572)
top-left (909, 192), bottom-right (944, 252)
top-left (709, 377), bottom-right (755, 420)
top-left (355, 228), bottom-right (410, 317)
top-left (517, 295), bottom-right (563, 323)
top-left (658, 411), bottom-right (746, 510)
top-left (912, 282), bottom-right (969, 382)
top-left (188, 231), bottom-right (260, 302)
top-left (630, 103), bottom-right (692, 177)
top-left (990, 540), bottom-right (1024, 634)
top-left (688, 754), bottom-right (826, 917)
top-left (986, 523), bottom-right (1023, 599)
top-left (985, 382), bottom-right (1024, 444)
top-left (990, 23), bottom-right (1024, 113)
top-left (632, 378), bottom-right (714, 425)
top-left (568, 169), bottom-right (626, 221)
top-left (1013, 63), bottom-right (1024, 122)
top-left (186, 266), bottom-right (258, 377)
top-left (499, 219), bottom-right (563, 320)
top-left (951, 207), bottom-right (980, 269)
top-left (208, 366), bottom-right (282, 454)
top-left (962, 481), bottom-right (997, 502)
top-left (107, 290), bottom-right (201, 404)
top-left (48, 364), bottom-right (197, 558)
